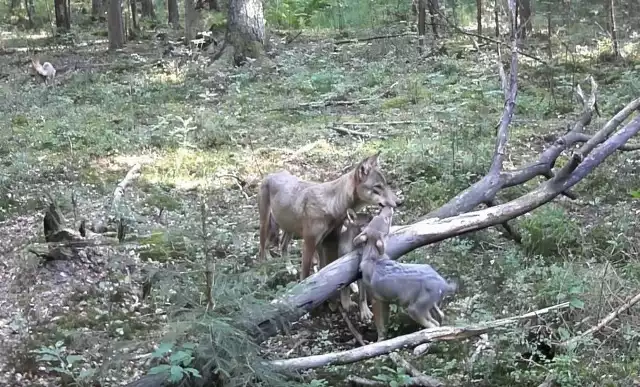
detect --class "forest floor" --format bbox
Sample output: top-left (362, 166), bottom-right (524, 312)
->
top-left (1, 19), bottom-right (640, 387)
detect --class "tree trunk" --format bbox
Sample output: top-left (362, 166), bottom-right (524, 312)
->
top-left (494, 0), bottom-right (499, 37)
top-left (54, 0), bottom-right (71, 31)
top-left (185, 0), bottom-right (195, 45)
top-left (168, 0), bottom-right (180, 28)
top-left (476, 0), bottom-right (482, 34)
top-left (546, 3), bottom-right (552, 59)
top-left (107, 0), bottom-right (125, 50)
top-left (25, 0), bottom-right (35, 27)
top-left (130, 0), bottom-right (138, 31)
top-left (225, 0), bottom-right (266, 66)
top-left (140, 0), bottom-right (154, 18)
top-left (417, 0), bottom-right (426, 53)
top-left (10, 0), bottom-right (20, 11)
top-left (608, 0), bottom-right (619, 57)
top-left (208, 0), bottom-right (219, 11)
top-left (427, 0), bottom-right (438, 37)
top-left (517, 0), bottom-right (532, 39)
top-left (91, 0), bottom-right (104, 20)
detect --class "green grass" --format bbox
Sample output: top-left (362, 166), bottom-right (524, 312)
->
top-left (2, 2), bottom-right (640, 386)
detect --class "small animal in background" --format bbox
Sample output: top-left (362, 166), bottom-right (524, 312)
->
top-left (257, 152), bottom-right (399, 281)
top-left (31, 57), bottom-right (56, 86)
top-left (355, 206), bottom-right (457, 341)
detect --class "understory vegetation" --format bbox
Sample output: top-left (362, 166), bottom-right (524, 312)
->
top-left (1, 0), bottom-right (640, 386)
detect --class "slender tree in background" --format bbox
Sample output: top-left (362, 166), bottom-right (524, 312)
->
top-left (54, 0), bottom-right (71, 31)
top-left (130, 0), bottom-right (138, 32)
top-left (427, 0), bottom-right (438, 37)
top-left (608, 0), bottom-right (620, 57)
top-left (25, 0), bottom-right (35, 27)
top-left (476, 0), bottom-right (482, 34)
top-left (91, 0), bottom-right (104, 20)
top-left (517, 0), bottom-right (533, 39)
top-left (185, 0), bottom-right (196, 45)
top-left (417, 0), bottom-right (426, 52)
top-left (107, 0), bottom-right (125, 49)
top-left (168, 0), bottom-right (180, 28)
top-left (140, 0), bottom-right (155, 18)
top-left (208, 0), bottom-right (219, 11)
top-left (494, 0), bottom-right (500, 37)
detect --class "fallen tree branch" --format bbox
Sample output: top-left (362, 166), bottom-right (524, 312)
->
top-left (389, 352), bottom-right (443, 387)
top-left (331, 125), bottom-right (384, 139)
top-left (562, 291), bottom-right (640, 348)
top-left (267, 302), bottom-right (570, 371)
top-left (340, 120), bottom-right (429, 126)
top-left (338, 304), bottom-right (366, 347)
top-left (334, 32), bottom-right (414, 45)
top-left (271, 82), bottom-right (398, 111)
top-left (346, 375), bottom-right (386, 386)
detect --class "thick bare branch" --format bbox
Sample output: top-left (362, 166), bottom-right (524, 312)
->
top-left (266, 302), bottom-right (570, 371)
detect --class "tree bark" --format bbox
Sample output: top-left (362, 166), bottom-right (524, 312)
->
top-left (417, 0), bottom-right (426, 52)
top-left (91, 0), bottom-right (104, 20)
top-left (24, 0), bottom-right (35, 27)
top-left (494, 0), bottom-right (499, 37)
top-left (427, 0), bottom-right (438, 37)
top-left (517, 0), bottom-right (532, 39)
top-left (140, 0), bottom-right (154, 18)
top-left (185, 0), bottom-right (196, 45)
top-left (221, 0), bottom-right (266, 66)
top-left (476, 0), bottom-right (482, 34)
top-left (54, 0), bottom-right (71, 31)
top-left (208, 0), bottom-right (219, 11)
top-left (107, 0), bottom-right (125, 50)
top-left (608, 0), bottom-right (619, 57)
top-left (130, 0), bottom-right (138, 31)
top-left (168, 0), bottom-right (180, 28)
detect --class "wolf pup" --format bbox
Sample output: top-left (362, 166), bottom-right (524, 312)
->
top-left (258, 153), bottom-right (399, 281)
top-left (354, 206), bottom-right (457, 341)
top-left (32, 58), bottom-right (56, 86)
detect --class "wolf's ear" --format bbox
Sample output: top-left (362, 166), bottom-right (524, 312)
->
top-left (356, 153), bottom-right (380, 181)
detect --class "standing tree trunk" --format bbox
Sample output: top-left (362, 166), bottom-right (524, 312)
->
top-left (10, 0), bottom-right (20, 11)
top-left (517, 0), bottom-right (532, 39)
top-left (218, 0), bottom-right (266, 66)
top-left (185, 0), bottom-right (196, 45)
top-left (107, 0), bottom-right (125, 50)
top-left (208, 0), bottom-right (219, 11)
top-left (168, 0), bottom-right (180, 28)
top-left (608, 0), bottom-right (619, 58)
top-left (25, 0), bottom-right (35, 27)
top-left (54, 0), bottom-right (71, 31)
top-left (130, 0), bottom-right (138, 31)
top-left (140, 0), bottom-right (154, 18)
top-left (427, 0), bottom-right (438, 37)
top-left (91, 0), bottom-right (104, 20)
top-left (494, 0), bottom-right (499, 37)
top-left (476, 0), bottom-right (482, 34)
top-left (417, 0), bottom-right (426, 53)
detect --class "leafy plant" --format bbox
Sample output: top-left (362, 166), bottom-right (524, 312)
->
top-left (148, 341), bottom-right (202, 383)
top-left (372, 365), bottom-right (412, 387)
top-left (32, 341), bottom-right (96, 386)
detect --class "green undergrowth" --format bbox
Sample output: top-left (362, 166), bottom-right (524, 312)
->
top-left (2, 11), bottom-right (640, 385)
